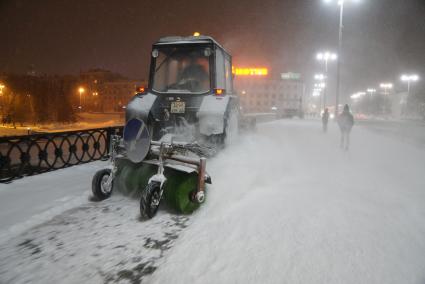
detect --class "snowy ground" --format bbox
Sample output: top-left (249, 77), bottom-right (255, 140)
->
top-left (1, 119), bottom-right (425, 283)
top-left (152, 119), bottom-right (425, 284)
top-left (0, 112), bottom-right (123, 136)
top-left (0, 163), bottom-right (192, 284)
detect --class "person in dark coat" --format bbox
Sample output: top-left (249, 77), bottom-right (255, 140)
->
top-left (322, 108), bottom-right (330, 133)
top-left (337, 104), bottom-right (354, 150)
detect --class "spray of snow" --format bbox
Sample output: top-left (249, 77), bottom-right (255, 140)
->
top-left (150, 119), bottom-right (425, 284)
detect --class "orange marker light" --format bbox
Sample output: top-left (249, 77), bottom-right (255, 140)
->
top-left (137, 86), bottom-right (146, 93)
top-left (214, 88), bottom-right (224, 95)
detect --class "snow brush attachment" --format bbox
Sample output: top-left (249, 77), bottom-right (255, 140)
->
top-left (92, 117), bottom-right (212, 219)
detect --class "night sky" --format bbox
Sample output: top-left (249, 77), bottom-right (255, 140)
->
top-left (1, 0), bottom-right (424, 102)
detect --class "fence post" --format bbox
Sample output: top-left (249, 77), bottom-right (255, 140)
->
top-left (106, 127), bottom-right (112, 157)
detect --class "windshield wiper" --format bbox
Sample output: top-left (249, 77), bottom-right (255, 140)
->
top-left (155, 48), bottom-right (177, 73)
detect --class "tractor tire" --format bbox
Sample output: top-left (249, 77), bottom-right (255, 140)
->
top-left (140, 181), bottom-right (162, 219)
top-left (92, 168), bottom-right (113, 200)
top-left (224, 108), bottom-right (239, 146)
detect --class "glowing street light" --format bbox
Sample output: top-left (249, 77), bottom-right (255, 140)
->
top-left (314, 74), bottom-right (326, 81)
top-left (367, 88), bottom-right (377, 94)
top-left (379, 83), bottom-right (393, 95)
top-left (315, 82), bottom-right (326, 89)
top-left (316, 51), bottom-right (337, 109)
top-left (78, 87), bottom-right (85, 109)
top-left (316, 52), bottom-right (338, 62)
top-left (0, 83), bottom-right (5, 95)
top-left (401, 74), bottom-right (419, 93)
top-left (312, 89), bottom-right (321, 97)
top-left (350, 91), bottom-right (366, 100)
top-left (322, 0), bottom-right (362, 116)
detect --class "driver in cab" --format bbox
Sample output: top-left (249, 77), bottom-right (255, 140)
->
top-left (178, 56), bottom-right (209, 92)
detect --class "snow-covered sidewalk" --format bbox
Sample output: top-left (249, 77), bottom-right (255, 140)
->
top-left (0, 161), bottom-right (106, 243)
top-left (151, 120), bottom-right (425, 284)
top-left (0, 162), bottom-right (191, 284)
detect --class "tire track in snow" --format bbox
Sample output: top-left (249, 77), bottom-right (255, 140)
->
top-left (0, 195), bottom-right (191, 284)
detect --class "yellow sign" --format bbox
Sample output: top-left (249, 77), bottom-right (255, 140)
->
top-left (233, 67), bottom-right (268, 76)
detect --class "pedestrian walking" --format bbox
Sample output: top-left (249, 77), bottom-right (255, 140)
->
top-left (322, 108), bottom-right (330, 133)
top-left (337, 104), bottom-right (354, 150)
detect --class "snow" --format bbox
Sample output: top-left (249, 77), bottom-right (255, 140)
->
top-left (0, 162), bottom-right (106, 243)
top-left (150, 120), bottom-right (425, 284)
top-left (1, 119), bottom-right (425, 283)
top-left (0, 162), bottom-right (192, 284)
top-left (0, 197), bottom-right (191, 284)
top-left (0, 112), bottom-right (123, 136)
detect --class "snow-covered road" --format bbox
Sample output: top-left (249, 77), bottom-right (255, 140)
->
top-left (151, 120), bottom-right (425, 284)
top-left (1, 119), bottom-right (425, 284)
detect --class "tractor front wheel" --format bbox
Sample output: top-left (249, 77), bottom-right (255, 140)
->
top-left (140, 181), bottom-right (162, 219)
top-left (92, 168), bottom-right (113, 200)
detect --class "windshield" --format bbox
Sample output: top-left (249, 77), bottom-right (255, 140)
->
top-left (152, 46), bottom-right (211, 94)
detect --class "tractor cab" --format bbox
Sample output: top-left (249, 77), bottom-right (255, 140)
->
top-left (126, 35), bottom-right (239, 143)
top-left (149, 35), bottom-right (233, 96)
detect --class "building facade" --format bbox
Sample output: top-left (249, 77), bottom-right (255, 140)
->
top-left (79, 69), bottom-right (145, 113)
top-left (235, 77), bottom-right (305, 117)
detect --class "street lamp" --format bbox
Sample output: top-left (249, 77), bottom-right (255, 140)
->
top-left (400, 74), bottom-right (419, 93)
top-left (78, 87), bottom-right (85, 109)
top-left (379, 83), bottom-right (393, 95)
top-left (312, 89), bottom-right (322, 97)
top-left (323, 0), bottom-right (361, 117)
top-left (367, 88), bottom-right (376, 94)
top-left (366, 88), bottom-right (376, 115)
top-left (350, 91), bottom-right (366, 99)
top-left (316, 51), bottom-right (337, 110)
top-left (0, 84), bottom-right (5, 117)
top-left (315, 82), bottom-right (326, 89)
top-left (314, 74), bottom-right (326, 81)
top-left (316, 52), bottom-right (337, 62)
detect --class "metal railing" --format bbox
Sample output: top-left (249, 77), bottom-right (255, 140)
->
top-left (0, 126), bottom-right (123, 183)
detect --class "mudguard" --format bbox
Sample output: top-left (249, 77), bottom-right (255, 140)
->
top-left (125, 93), bottom-right (158, 123)
top-left (197, 95), bottom-right (230, 136)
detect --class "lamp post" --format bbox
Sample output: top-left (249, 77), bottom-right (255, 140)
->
top-left (323, 0), bottom-right (361, 117)
top-left (0, 84), bottom-right (5, 118)
top-left (314, 74), bottom-right (325, 110)
top-left (401, 74), bottom-right (419, 94)
top-left (401, 75), bottom-right (419, 115)
top-left (314, 74), bottom-right (325, 81)
top-left (316, 52), bottom-right (337, 110)
top-left (78, 87), bottom-right (85, 110)
top-left (379, 83), bottom-right (393, 95)
top-left (367, 88), bottom-right (377, 115)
